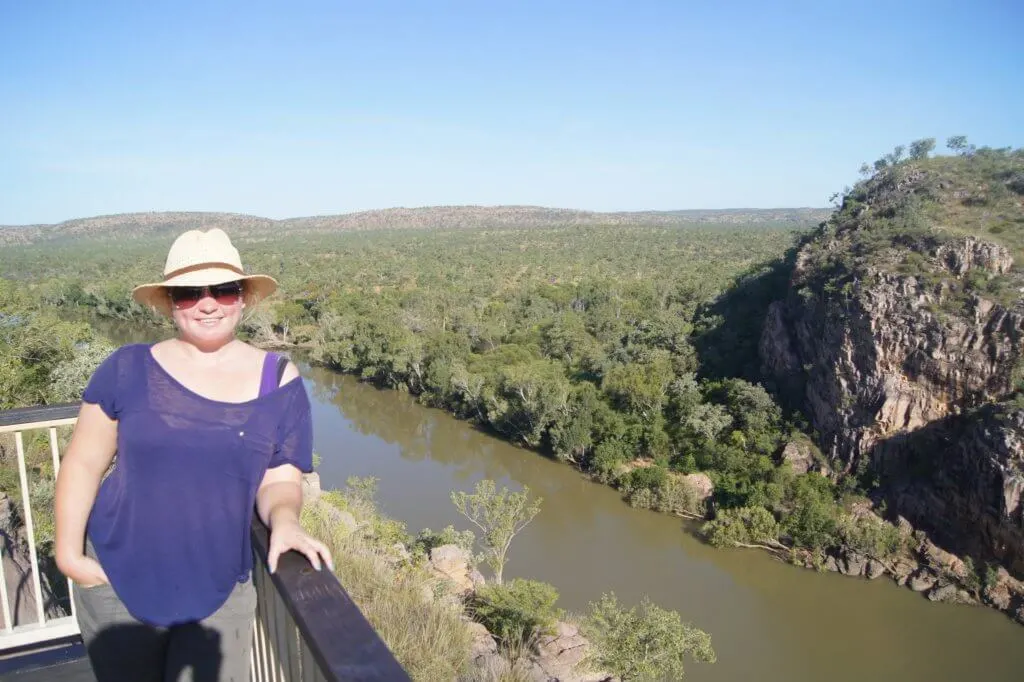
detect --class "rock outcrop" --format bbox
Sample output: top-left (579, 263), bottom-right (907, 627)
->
top-left (759, 155), bottom-right (1024, 602)
top-left (428, 544), bottom-right (484, 597)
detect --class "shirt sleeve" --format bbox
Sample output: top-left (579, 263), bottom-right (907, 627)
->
top-left (270, 385), bottom-right (313, 472)
top-left (81, 347), bottom-right (124, 420)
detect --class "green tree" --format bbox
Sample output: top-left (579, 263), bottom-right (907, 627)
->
top-left (583, 592), bottom-right (715, 681)
top-left (451, 479), bottom-right (542, 584)
top-left (908, 137), bottom-right (936, 160)
top-left (946, 135), bottom-right (969, 154)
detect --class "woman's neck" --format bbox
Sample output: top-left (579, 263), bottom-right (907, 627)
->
top-left (172, 335), bottom-right (239, 363)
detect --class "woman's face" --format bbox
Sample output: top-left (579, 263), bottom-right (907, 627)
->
top-left (167, 281), bottom-right (245, 348)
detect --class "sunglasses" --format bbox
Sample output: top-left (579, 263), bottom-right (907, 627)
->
top-left (168, 281), bottom-right (244, 310)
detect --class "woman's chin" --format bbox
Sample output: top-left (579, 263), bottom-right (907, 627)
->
top-left (179, 318), bottom-right (238, 345)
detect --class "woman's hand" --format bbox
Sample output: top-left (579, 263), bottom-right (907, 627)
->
top-left (267, 519), bottom-right (334, 574)
top-left (59, 553), bottom-right (110, 588)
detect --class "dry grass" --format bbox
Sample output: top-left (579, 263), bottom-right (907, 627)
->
top-left (301, 492), bottom-right (473, 681)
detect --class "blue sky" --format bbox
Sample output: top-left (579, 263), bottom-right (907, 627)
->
top-left (1, 1), bottom-right (1021, 225)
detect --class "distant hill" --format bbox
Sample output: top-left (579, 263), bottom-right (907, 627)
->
top-left (0, 206), bottom-right (830, 246)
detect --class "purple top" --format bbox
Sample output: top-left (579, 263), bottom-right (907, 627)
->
top-left (81, 344), bottom-right (313, 626)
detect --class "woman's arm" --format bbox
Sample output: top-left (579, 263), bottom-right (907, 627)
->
top-left (54, 402), bottom-right (118, 585)
top-left (256, 465), bottom-right (333, 573)
top-left (255, 360), bottom-right (333, 573)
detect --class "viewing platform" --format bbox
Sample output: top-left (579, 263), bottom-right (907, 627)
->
top-left (0, 404), bottom-right (411, 681)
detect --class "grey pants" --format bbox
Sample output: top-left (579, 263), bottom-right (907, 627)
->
top-left (73, 545), bottom-right (256, 682)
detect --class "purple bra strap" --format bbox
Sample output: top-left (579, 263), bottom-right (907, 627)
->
top-left (258, 352), bottom-right (281, 397)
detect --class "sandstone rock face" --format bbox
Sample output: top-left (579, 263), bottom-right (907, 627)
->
top-left (525, 621), bottom-right (615, 682)
top-left (780, 440), bottom-right (817, 475)
top-left (761, 228), bottom-right (1024, 578)
top-left (321, 506), bottom-right (358, 536)
top-left (909, 571), bottom-right (937, 593)
top-left (428, 544), bottom-right (477, 596)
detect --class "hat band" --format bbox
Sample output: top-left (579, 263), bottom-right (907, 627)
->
top-left (163, 262), bottom-right (245, 282)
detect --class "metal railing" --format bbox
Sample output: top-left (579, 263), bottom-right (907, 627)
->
top-left (0, 404), bottom-right (410, 681)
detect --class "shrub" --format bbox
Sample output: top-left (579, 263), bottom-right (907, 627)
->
top-left (702, 506), bottom-right (780, 549)
top-left (583, 592), bottom-right (715, 681)
top-left (411, 525), bottom-right (476, 559)
top-left (837, 513), bottom-right (905, 559)
top-left (471, 579), bottom-right (563, 649)
top-left (590, 438), bottom-right (630, 484)
top-left (781, 474), bottom-right (840, 551)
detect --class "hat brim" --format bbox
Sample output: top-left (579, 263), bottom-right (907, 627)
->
top-left (132, 268), bottom-right (278, 317)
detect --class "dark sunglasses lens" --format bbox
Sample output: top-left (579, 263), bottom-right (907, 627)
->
top-left (210, 282), bottom-right (242, 304)
top-left (169, 287), bottom-right (204, 309)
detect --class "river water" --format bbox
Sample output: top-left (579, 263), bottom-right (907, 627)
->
top-left (94, 323), bottom-right (1024, 681)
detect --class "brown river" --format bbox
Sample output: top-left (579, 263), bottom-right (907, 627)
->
top-left (301, 365), bottom-right (1024, 682)
top-left (98, 323), bottom-right (1024, 681)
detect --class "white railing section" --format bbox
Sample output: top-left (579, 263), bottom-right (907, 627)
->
top-left (0, 408), bottom-right (79, 651)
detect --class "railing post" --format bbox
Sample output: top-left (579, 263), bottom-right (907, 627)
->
top-left (13, 431), bottom-right (46, 627)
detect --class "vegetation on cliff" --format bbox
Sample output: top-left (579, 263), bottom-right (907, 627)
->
top-left (758, 138), bottom-right (1024, 619)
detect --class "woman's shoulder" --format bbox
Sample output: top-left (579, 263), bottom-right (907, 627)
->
top-left (104, 342), bottom-right (154, 364)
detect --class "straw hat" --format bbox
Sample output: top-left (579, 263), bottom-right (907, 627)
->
top-left (131, 228), bottom-right (278, 316)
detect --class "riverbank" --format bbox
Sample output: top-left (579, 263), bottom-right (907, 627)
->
top-left (84, 314), bottom-right (1024, 628)
top-left (294, 345), bottom-right (1024, 627)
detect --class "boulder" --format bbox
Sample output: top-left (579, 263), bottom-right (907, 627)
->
top-left (866, 560), bottom-right (886, 580)
top-left (321, 506), bottom-right (358, 536)
top-left (909, 570), bottom-right (937, 593)
top-left (465, 620), bottom-right (509, 678)
top-left (928, 583), bottom-right (976, 605)
top-left (429, 544), bottom-right (476, 596)
top-left (928, 584), bottom-right (959, 603)
top-left (466, 620), bottom-right (497, 659)
top-left (780, 440), bottom-right (817, 475)
top-left (824, 555), bottom-right (840, 573)
top-left (525, 621), bottom-right (615, 682)
top-left (892, 558), bottom-right (918, 587)
top-left (921, 539), bottom-right (966, 579)
top-left (982, 567), bottom-right (1024, 611)
top-left (842, 552), bottom-right (867, 577)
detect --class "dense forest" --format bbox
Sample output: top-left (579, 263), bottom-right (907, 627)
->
top-left (3, 138), bottom-right (1021, 597)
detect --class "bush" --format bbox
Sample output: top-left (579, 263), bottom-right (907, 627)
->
top-left (702, 506), bottom-right (780, 548)
top-left (590, 438), bottom-right (630, 484)
top-left (781, 474), bottom-right (840, 551)
top-left (837, 513), bottom-right (905, 560)
top-left (583, 592), bottom-right (715, 681)
top-left (623, 464), bottom-right (667, 493)
top-left (411, 525), bottom-right (476, 559)
top-left (471, 579), bottom-right (563, 649)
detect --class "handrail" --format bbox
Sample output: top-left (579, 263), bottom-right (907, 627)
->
top-left (0, 403), bottom-right (411, 681)
top-left (251, 518), bottom-right (411, 682)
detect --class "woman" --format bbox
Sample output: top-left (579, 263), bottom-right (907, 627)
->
top-left (54, 228), bottom-right (333, 682)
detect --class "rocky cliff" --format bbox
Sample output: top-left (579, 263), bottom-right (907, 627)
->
top-left (760, 149), bottom-right (1024, 581)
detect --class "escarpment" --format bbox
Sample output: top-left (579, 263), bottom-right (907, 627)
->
top-left (760, 149), bottom-right (1024, 579)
